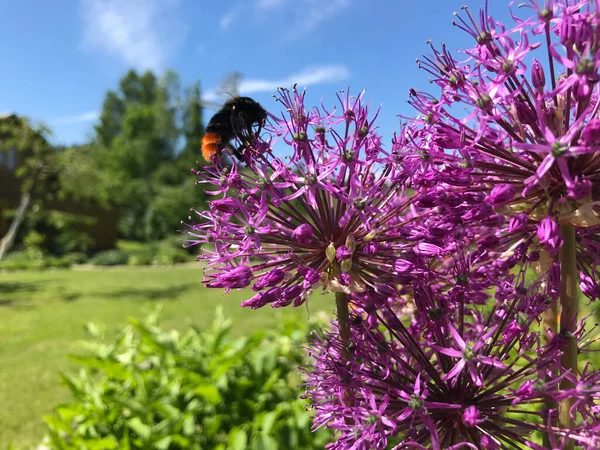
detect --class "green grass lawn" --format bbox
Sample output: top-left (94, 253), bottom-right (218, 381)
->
top-left (0, 266), bottom-right (334, 449)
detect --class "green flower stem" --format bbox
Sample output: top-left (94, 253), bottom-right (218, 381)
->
top-left (559, 224), bottom-right (578, 450)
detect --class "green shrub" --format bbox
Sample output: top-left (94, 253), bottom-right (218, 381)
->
top-left (89, 249), bottom-right (129, 266)
top-left (0, 250), bottom-right (44, 271)
top-left (62, 252), bottom-right (88, 265)
top-left (150, 246), bottom-right (191, 266)
top-left (126, 250), bottom-right (155, 266)
top-left (42, 308), bottom-right (331, 449)
top-left (23, 230), bottom-right (45, 251)
top-left (0, 250), bottom-right (76, 271)
top-left (10, 207), bottom-right (96, 255)
top-left (120, 238), bottom-right (194, 266)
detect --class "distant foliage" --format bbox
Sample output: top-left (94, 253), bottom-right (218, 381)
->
top-left (92, 70), bottom-right (208, 242)
top-left (91, 238), bottom-right (194, 266)
top-left (42, 309), bottom-right (331, 450)
top-left (0, 250), bottom-right (78, 271)
top-left (88, 249), bottom-right (129, 266)
top-left (15, 208), bottom-right (97, 255)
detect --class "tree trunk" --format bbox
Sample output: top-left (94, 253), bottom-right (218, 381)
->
top-left (0, 190), bottom-right (32, 260)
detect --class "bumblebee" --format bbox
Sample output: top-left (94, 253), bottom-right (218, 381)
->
top-left (201, 96), bottom-right (267, 163)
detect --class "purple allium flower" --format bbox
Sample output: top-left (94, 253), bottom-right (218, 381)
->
top-left (305, 263), bottom-right (600, 449)
top-left (335, 245), bottom-right (352, 262)
top-left (403, 0), bottom-right (600, 299)
top-left (462, 406), bottom-right (485, 428)
top-left (292, 223), bottom-right (314, 244)
top-left (537, 217), bottom-right (563, 253)
top-left (486, 184), bottom-right (516, 206)
top-left (185, 88), bottom-right (415, 308)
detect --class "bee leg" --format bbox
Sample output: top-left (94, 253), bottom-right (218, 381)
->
top-left (257, 118), bottom-right (266, 137)
top-left (226, 143), bottom-right (245, 163)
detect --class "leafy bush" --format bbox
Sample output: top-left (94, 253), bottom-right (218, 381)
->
top-left (61, 252), bottom-right (88, 265)
top-left (121, 238), bottom-right (194, 266)
top-left (148, 243), bottom-right (191, 266)
top-left (89, 249), bottom-right (129, 266)
top-left (10, 206), bottom-right (97, 255)
top-left (0, 250), bottom-right (76, 271)
top-left (42, 309), bottom-right (331, 449)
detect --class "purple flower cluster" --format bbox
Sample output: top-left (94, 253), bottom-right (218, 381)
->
top-left (305, 241), bottom-right (600, 449)
top-left (183, 1), bottom-right (600, 448)
top-left (403, 0), bottom-right (600, 293)
top-left (185, 88), bottom-right (415, 308)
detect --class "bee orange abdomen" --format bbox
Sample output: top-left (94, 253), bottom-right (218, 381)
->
top-left (201, 132), bottom-right (223, 163)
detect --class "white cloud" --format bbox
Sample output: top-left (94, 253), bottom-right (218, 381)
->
top-left (203, 65), bottom-right (350, 102)
top-left (219, 5), bottom-right (243, 31)
top-left (53, 111), bottom-right (99, 124)
top-left (240, 65), bottom-right (350, 93)
top-left (80, 0), bottom-right (182, 71)
top-left (203, 91), bottom-right (220, 102)
top-left (221, 0), bottom-right (350, 37)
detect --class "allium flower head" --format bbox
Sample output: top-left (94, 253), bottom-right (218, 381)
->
top-left (305, 263), bottom-right (600, 449)
top-left (403, 0), bottom-right (600, 296)
top-left (184, 88), bottom-right (416, 308)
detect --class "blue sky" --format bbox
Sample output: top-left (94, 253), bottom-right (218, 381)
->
top-left (0, 0), bottom-right (515, 146)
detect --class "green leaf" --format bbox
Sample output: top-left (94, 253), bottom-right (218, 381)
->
top-left (252, 434), bottom-right (278, 450)
top-left (154, 436), bottom-right (172, 450)
top-left (193, 384), bottom-right (221, 404)
top-left (228, 428), bottom-right (248, 450)
top-left (127, 417), bottom-right (151, 441)
top-left (258, 411), bottom-right (277, 434)
top-left (88, 437), bottom-right (119, 450)
top-left (182, 415), bottom-right (195, 436)
top-left (112, 397), bottom-right (147, 417)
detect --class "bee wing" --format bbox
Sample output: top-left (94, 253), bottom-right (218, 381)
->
top-left (230, 112), bottom-right (253, 142)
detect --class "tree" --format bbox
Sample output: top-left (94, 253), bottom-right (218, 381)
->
top-left (178, 82), bottom-right (205, 171)
top-left (0, 115), bottom-right (54, 259)
top-left (91, 69), bottom-right (207, 241)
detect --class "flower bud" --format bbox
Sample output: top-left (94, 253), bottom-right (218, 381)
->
top-left (580, 272), bottom-right (598, 300)
top-left (514, 101), bottom-right (537, 126)
top-left (487, 184), bottom-right (516, 205)
top-left (463, 406), bottom-right (484, 428)
top-left (292, 223), bottom-right (314, 244)
top-left (345, 234), bottom-right (357, 253)
top-left (394, 259), bottom-right (414, 273)
top-left (414, 242), bottom-right (444, 257)
top-left (340, 259), bottom-right (353, 273)
top-left (241, 287), bottom-right (282, 309)
top-left (336, 245), bottom-right (352, 261)
top-left (582, 119), bottom-right (600, 145)
top-left (252, 268), bottom-right (285, 291)
top-left (206, 265), bottom-right (253, 290)
top-left (302, 267), bottom-right (320, 289)
top-left (536, 217), bottom-right (562, 252)
top-left (531, 58), bottom-right (545, 92)
top-left (567, 179), bottom-right (592, 200)
top-left (339, 273), bottom-right (351, 286)
top-left (326, 243), bottom-right (337, 263)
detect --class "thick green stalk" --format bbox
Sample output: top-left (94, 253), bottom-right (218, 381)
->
top-left (558, 225), bottom-right (578, 450)
top-left (541, 301), bottom-right (558, 449)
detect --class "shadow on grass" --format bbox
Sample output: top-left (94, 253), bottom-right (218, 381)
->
top-left (0, 281), bottom-right (40, 295)
top-left (61, 292), bottom-right (83, 302)
top-left (100, 283), bottom-right (199, 301)
top-left (0, 281), bottom-right (41, 308)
